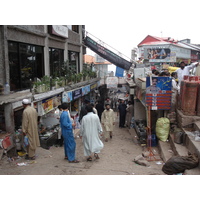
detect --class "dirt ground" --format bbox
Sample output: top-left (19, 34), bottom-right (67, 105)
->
top-left (0, 114), bottom-right (165, 175)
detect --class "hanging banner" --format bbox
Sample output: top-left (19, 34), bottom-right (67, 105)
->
top-left (146, 77), bottom-right (172, 110)
top-left (73, 88), bottom-right (82, 100)
top-left (62, 91), bottom-right (73, 103)
top-left (82, 85), bottom-right (90, 96)
top-left (106, 77), bottom-right (118, 88)
top-left (83, 36), bottom-right (132, 70)
top-left (115, 66), bottom-right (124, 77)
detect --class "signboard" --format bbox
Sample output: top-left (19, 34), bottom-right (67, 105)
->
top-left (106, 77), bottom-right (118, 88)
top-left (62, 91), bottom-right (73, 103)
top-left (90, 83), bottom-right (97, 91)
top-left (82, 85), bottom-right (90, 96)
top-left (49, 25), bottom-right (68, 38)
top-left (84, 36), bottom-right (132, 70)
top-left (144, 48), bottom-right (176, 62)
top-left (115, 66), bottom-right (124, 77)
top-left (146, 77), bottom-right (172, 110)
top-left (72, 88), bottom-right (82, 100)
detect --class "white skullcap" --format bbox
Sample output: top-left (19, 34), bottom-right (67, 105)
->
top-left (22, 99), bottom-right (31, 105)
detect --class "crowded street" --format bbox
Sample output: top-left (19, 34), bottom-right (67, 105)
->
top-left (0, 113), bottom-right (164, 175)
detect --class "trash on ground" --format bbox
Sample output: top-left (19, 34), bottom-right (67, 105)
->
top-left (134, 154), bottom-right (150, 167)
top-left (156, 161), bottom-right (163, 165)
top-left (16, 162), bottom-right (28, 166)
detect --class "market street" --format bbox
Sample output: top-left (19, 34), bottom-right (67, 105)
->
top-left (0, 114), bottom-right (165, 175)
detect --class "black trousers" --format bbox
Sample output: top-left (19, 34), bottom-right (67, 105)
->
top-left (119, 114), bottom-right (126, 127)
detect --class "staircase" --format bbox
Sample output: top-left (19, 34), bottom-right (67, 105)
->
top-left (159, 121), bottom-right (200, 175)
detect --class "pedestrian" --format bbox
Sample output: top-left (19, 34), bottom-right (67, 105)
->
top-left (175, 61), bottom-right (199, 86)
top-left (79, 104), bottom-right (104, 161)
top-left (60, 103), bottom-right (79, 163)
top-left (91, 103), bottom-right (98, 115)
top-left (101, 104), bottom-right (115, 142)
top-left (126, 101), bottom-right (134, 128)
top-left (56, 105), bottom-right (64, 147)
top-left (22, 99), bottom-right (40, 160)
top-left (95, 100), bottom-right (104, 121)
top-left (104, 98), bottom-right (111, 108)
top-left (79, 99), bottom-right (91, 123)
top-left (118, 99), bottom-right (127, 128)
top-left (171, 72), bottom-right (179, 111)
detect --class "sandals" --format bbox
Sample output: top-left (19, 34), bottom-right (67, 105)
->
top-left (25, 155), bottom-right (36, 160)
top-left (69, 160), bottom-right (79, 163)
top-left (64, 156), bottom-right (68, 160)
top-left (87, 157), bottom-right (92, 161)
top-left (94, 153), bottom-right (100, 159)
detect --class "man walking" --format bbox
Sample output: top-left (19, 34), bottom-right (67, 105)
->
top-left (118, 99), bottom-right (127, 128)
top-left (126, 101), bottom-right (134, 128)
top-left (60, 103), bottom-right (79, 163)
top-left (80, 104), bottom-right (104, 161)
top-left (95, 100), bottom-right (104, 121)
top-left (22, 99), bottom-right (40, 160)
top-left (101, 104), bottom-right (115, 142)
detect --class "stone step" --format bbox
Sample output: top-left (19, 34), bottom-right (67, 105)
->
top-left (169, 133), bottom-right (189, 157)
top-left (158, 140), bottom-right (174, 163)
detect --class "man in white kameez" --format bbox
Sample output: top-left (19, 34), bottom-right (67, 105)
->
top-left (80, 104), bottom-right (104, 161)
top-left (101, 104), bottom-right (115, 142)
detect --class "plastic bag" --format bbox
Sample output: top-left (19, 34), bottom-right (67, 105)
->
top-left (24, 136), bottom-right (29, 147)
top-left (156, 117), bottom-right (170, 142)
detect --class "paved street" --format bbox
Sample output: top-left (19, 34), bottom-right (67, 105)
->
top-left (0, 113), bottom-right (165, 175)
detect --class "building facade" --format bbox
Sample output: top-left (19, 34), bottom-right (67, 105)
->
top-left (0, 25), bottom-right (100, 134)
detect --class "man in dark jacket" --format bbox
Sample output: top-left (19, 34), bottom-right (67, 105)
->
top-left (95, 101), bottom-right (104, 121)
top-left (118, 99), bottom-right (127, 128)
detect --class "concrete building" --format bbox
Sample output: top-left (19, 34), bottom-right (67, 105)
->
top-left (0, 25), bottom-right (100, 135)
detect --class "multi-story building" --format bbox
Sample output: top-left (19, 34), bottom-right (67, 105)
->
top-left (0, 25), bottom-right (100, 135)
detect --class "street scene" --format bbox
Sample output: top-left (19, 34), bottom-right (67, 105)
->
top-left (0, 24), bottom-right (200, 178)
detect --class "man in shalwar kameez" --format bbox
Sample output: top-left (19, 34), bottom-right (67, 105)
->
top-left (80, 104), bottom-right (104, 161)
top-left (22, 99), bottom-right (40, 160)
top-left (60, 103), bottom-right (79, 163)
top-left (101, 104), bottom-right (115, 142)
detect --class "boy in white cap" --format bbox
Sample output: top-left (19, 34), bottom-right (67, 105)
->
top-left (22, 99), bottom-right (40, 160)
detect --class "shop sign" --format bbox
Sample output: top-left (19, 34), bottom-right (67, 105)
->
top-left (90, 83), bottom-right (97, 91)
top-left (84, 36), bottom-right (132, 70)
top-left (49, 25), bottom-right (68, 38)
top-left (106, 77), bottom-right (118, 88)
top-left (62, 91), bottom-right (73, 103)
top-left (146, 77), bottom-right (172, 110)
top-left (73, 88), bottom-right (82, 100)
top-left (82, 85), bottom-right (90, 96)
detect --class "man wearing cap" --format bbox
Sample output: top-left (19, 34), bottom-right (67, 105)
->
top-left (22, 99), bottom-right (40, 160)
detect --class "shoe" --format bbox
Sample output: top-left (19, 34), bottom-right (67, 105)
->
top-left (25, 155), bottom-right (35, 160)
top-left (110, 135), bottom-right (112, 139)
top-left (69, 160), bottom-right (79, 163)
top-left (87, 157), bottom-right (92, 161)
top-left (94, 153), bottom-right (100, 159)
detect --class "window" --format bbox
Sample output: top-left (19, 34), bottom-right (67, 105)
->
top-left (68, 51), bottom-right (80, 73)
top-left (72, 25), bottom-right (79, 33)
top-left (8, 42), bottom-right (44, 91)
top-left (49, 48), bottom-right (64, 77)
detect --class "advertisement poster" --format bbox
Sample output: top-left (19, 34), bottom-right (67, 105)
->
top-left (62, 91), bottom-right (73, 103)
top-left (146, 77), bottom-right (172, 110)
top-left (144, 48), bottom-right (176, 62)
top-left (82, 85), bottom-right (90, 96)
top-left (42, 97), bottom-right (54, 114)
